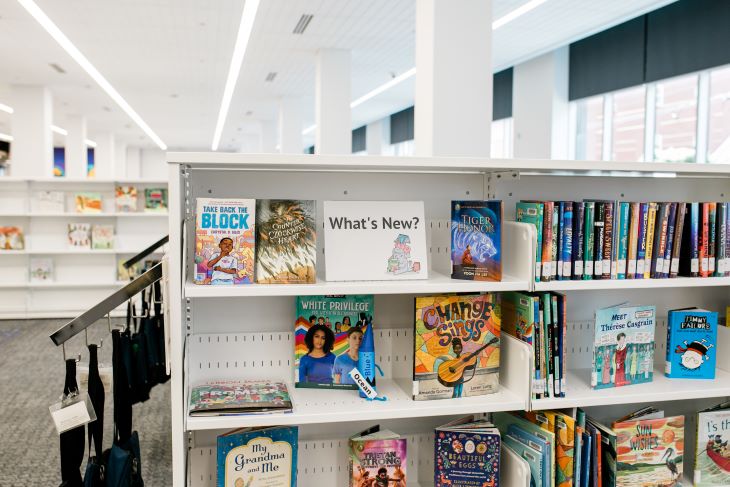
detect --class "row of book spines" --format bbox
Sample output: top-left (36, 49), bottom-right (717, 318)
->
top-left (523, 291), bottom-right (566, 400)
top-left (517, 200), bottom-right (730, 282)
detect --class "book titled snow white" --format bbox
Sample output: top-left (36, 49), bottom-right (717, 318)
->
top-left (255, 200), bottom-right (316, 284)
top-left (217, 425), bottom-right (297, 487)
top-left (451, 200), bottom-right (503, 282)
top-left (323, 200), bottom-right (427, 281)
top-left (194, 198), bottom-right (255, 285)
top-left (665, 308), bottom-right (718, 379)
top-left (591, 303), bottom-right (656, 390)
top-left (189, 379), bottom-right (291, 416)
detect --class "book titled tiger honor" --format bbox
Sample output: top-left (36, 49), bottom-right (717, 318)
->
top-left (451, 200), bottom-right (503, 282)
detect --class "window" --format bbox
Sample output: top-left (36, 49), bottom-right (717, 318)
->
top-left (490, 118), bottom-right (513, 158)
top-left (383, 139), bottom-right (414, 156)
top-left (611, 86), bottom-right (646, 161)
top-left (574, 96), bottom-right (604, 160)
top-left (708, 65), bottom-right (730, 163)
top-left (654, 74), bottom-right (699, 162)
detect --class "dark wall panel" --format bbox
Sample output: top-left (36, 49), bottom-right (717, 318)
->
top-left (390, 106), bottom-right (414, 144)
top-left (493, 68), bottom-right (513, 120)
top-left (352, 125), bottom-right (366, 152)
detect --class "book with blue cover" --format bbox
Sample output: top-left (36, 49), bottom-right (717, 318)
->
top-left (434, 416), bottom-right (500, 486)
top-left (216, 425), bottom-right (297, 487)
top-left (665, 308), bottom-right (718, 379)
top-left (591, 303), bottom-right (656, 390)
top-left (451, 200), bottom-right (503, 281)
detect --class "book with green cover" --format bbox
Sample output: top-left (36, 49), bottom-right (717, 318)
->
top-left (517, 202), bottom-right (544, 282)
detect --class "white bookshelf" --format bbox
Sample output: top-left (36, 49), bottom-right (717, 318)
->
top-left (166, 154), bottom-right (730, 487)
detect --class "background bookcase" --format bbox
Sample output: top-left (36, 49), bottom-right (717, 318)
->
top-left (167, 153), bottom-right (730, 487)
top-left (0, 177), bottom-right (168, 318)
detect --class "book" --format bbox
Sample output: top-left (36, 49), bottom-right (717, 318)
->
top-left (665, 308), bottom-right (718, 379)
top-left (560, 201), bottom-right (573, 280)
top-left (91, 224), bottom-right (114, 249)
top-left (593, 201), bottom-right (606, 279)
top-left (551, 204), bottom-right (559, 280)
top-left (294, 295), bottom-right (374, 389)
top-left (636, 203), bottom-right (649, 278)
top-left (643, 202), bottom-right (657, 279)
top-left (189, 379), bottom-right (292, 416)
top-left (413, 293), bottom-right (500, 400)
top-left (494, 412), bottom-right (554, 487)
top-left (543, 201), bottom-right (555, 281)
top-left (323, 200), bottom-right (427, 281)
top-left (602, 201), bottom-right (614, 279)
top-left (516, 202), bottom-right (544, 282)
top-left (144, 187), bottom-right (167, 212)
top-left (591, 303), bottom-right (656, 389)
top-left (67, 223), bottom-right (91, 249)
top-left (680, 202), bottom-right (700, 277)
top-left (34, 190), bottom-right (65, 213)
top-left (0, 226), bottom-right (25, 250)
top-left (434, 416), bottom-right (501, 486)
top-left (217, 425), bottom-right (297, 487)
top-left (650, 202), bottom-right (668, 278)
top-left (74, 192), bottom-right (102, 213)
top-left (255, 199), bottom-right (316, 284)
top-left (627, 202), bottom-right (640, 279)
top-left (451, 200), bottom-right (503, 282)
top-left (701, 202), bottom-right (710, 277)
top-left (115, 185), bottom-right (137, 212)
top-left (716, 202), bottom-right (727, 276)
top-left (709, 202), bottom-right (717, 275)
top-left (583, 201), bottom-right (595, 280)
top-left (670, 203), bottom-right (686, 278)
top-left (29, 258), bottom-right (53, 282)
top-left (616, 202), bottom-right (630, 279)
top-left (573, 201), bottom-right (586, 279)
top-left (194, 198), bottom-right (255, 285)
top-left (349, 426), bottom-right (407, 487)
top-left (661, 203), bottom-right (678, 278)
top-left (502, 291), bottom-right (534, 346)
top-left (695, 401), bottom-right (730, 486)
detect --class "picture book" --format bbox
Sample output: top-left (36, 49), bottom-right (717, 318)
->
top-left (144, 187), bottom-right (167, 212)
top-left (0, 226), bottom-right (25, 250)
top-left (516, 201), bottom-right (544, 282)
top-left (503, 434), bottom-right (544, 487)
top-left (193, 198), bottom-right (255, 285)
top-left (586, 417), bottom-right (618, 487)
top-left (255, 199), bottom-right (316, 284)
top-left (695, 401), bottom-right (730, 486)
top-left (74, 192), bottom-right (103, 213)
top-left (349, 426), bottom-right (406, 487)
top-left (665, 308), bottom-right (718, 379)
top-left (592, 303), bottom-right (656, 390)
top-left (189, 379), bottom-right (291, 416)
top-left (91, 224), bottom-right (114, 249)
top-left (612, 413), bottom-right (684, 487)
top-left (501, 291), bottom-right (534, 346)
top-left (413, 293), bottom-right (500, 400)
top-left (294, 295), bottom-right (374, 390)
top-left (434, 416), bottom-right (501, 486)
top-left (67, 223), bottom-right (91, 249)
top-left (115, 185), bottom-right (137, 212)
top-left (29, 258), bottom-right (53, 282)
top-left (451, 200), bottom-right (503, 282)
top-left (520, 409), bottom-right (575, 487)
top-left (34, 190), bottom-right (65, 213)
top-left (493, 411), bottom-right (554, 487)
top-left (216, 425), bottom-right (297, 487)
top-left (323, 200), bottom-right (427, 281)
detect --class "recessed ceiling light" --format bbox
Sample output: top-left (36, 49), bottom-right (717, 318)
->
top-left (49, 62), bottom-right (65, 74)
top-left (492, 0), bottom-right (548, 30)
top-left (292, 14), bottom-right (313, 34)
top-left (211, 0), bottom-right (261, 151)
top-left (0, 103), bottom-right (13, 114)
top-left (102, 106), bottom-right (111, 112)
top-left (17, 0), bottom-right (167, 150)
top-left (265, 72), bottom-right (277, 82)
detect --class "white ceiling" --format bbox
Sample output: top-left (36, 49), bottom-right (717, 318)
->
top-left (0, 0), bottom-right (677, 151)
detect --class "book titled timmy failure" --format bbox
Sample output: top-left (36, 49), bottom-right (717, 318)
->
top-left (451, 201), bottom-right (503, 282)
top-left (665, 308), bottom-right (718, 379)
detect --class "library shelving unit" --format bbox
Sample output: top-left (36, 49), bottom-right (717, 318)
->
top-left (166, 153), bottom-right (730, 487)
top-left (0, 177), bottom-right (168, 318)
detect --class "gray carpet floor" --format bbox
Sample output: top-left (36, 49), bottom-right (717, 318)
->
top-left (0, 318), bottom-right (172, 485)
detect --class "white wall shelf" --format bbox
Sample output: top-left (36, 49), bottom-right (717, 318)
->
top-left (533, 276), bottom-right (730, 291)
top-left (0, 177), bottom-right (168, 185)
top-left (0, 212), bottom-right (168, 218)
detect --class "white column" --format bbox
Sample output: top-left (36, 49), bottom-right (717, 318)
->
top-left (9, 85), bottom-right (53, 178)
top-left (366, 119), bottom-right (388, 155)
top-left (260, 120), bottom-right (277, 153)
top-left (278, 97), bottom-right (303, 154)
top-left (140, 148), bottom-right (167, 179)
top-left (315, 49), bottom-right (351, 154)
top-left (65, 115), bottom-right (87, 178)
top-left (414, 0), bottom-right (492, 157)
top-left (126, 146), bottom-right (141, 179)
top-left (512, 47), bottom-right (571, 159)
top-left (114, 141), bottom-right (127, 178)
top-left (93, 132), bottom-right (115, 179)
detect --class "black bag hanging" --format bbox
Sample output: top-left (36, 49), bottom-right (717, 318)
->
top-left (59, 358), bottom-right (85, 487)
top-left (151, 280), bottom-right (169, 384)
top-left (83, 344), bottom-right (105, 487)
top-left (139, 291), bottom-right (161, 388)
top-left (122, 300), bottom-right (150, 404)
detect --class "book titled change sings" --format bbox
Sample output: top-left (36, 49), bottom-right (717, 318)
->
top-left (451, 200), bottom-right (503, 281)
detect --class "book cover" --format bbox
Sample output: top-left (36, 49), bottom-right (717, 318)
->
top-left (451, 200), bottom-right (503, 282)
top-left (434, 417), bottom-right (501, 486)
top-left (542, 201), bottom-right (554, 282)
top-left (661, 203), bottom-right (677, 278)
top-left (700, 203), bottom-right (710, 277)
top-left (324, 200), bottom-right (427, 281)
top-left (557, 202), bottom-right (565, 280)
top-left (670, 203), bottom-right (686, 278)
top-left (35, 190), bottom-right (65, 213)
top-left (583, 201), bottom-right (595, 280)
top-left (413, 293), bottom-right (500, 400)
top-left (494, 412), bottom-right (554, 487)
top-left (612, 415), bottom-right (684, 487)
top-left (0, 226), bottom-right (25, 250)
top-left (551, 205), bottom-right (559, 279)
top-left (603, 201), bottom-right (614, 279)
top-left (504, 433), bottom-right (545, 487)
top-left (695, 403), bottom-right (730, 486)
top-left (636, 203), bottom-right (649, 278)
top-left (349, 427), bottom-right (407, 487)
top-left (91, 224), bottom-right (114, 249)
top-left (190, 379), bottom-right (291, 416)
top-left (194, 198), bottom-right (255, 285)
top-left (716, 202), bottom-right (727, 276)
top-left (29, 258), bottom-right (53, 282)
top-left (294, 295), bottom-right (374, 390)
top-left (665, 308), bottom-right (718, 379)
top-left (502, 291), bottom-right (534, 346)
top-left (709, 203), bottom-right (717, 275)
top-left (255, 199), bottom-right (316, 284)
top-left (616, 202), bottom-right (630, 279)
top-left (560, 201), bottom-right (573, 280)
top-left (643, 203), bottom-right (657, 279)
top-left (74, 192), bottom-right (102, 213)
top-left (67, 223), bottom-right (91, 249)
top-left (725, 202), bottom-right (730, 276)
top-left (593, 202), bottom-right (606, 279)
top-left (144, 187), bottom-right (167, 212)
top-left (217, 425), bottom-right (297, 487)
top-left (516, 202), bottom-right (544, 282)
top-left (115, 185), bottom-right (137, 212)
top-left (680, 203), bottom-right (700, 277)
top-left (627, 202), bottom-right (640, 279)
top-left (592, 304), bottom-right (656, 389)
top-left (573, 201), bottom-right (586, 279)
top-left (650, 203), bottom-right (668, 278)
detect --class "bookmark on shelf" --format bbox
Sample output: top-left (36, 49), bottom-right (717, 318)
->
top-left (349, 366), bottom-right (387, 401)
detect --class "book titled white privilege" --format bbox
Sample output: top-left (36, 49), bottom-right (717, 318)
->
top-left (323, 201), bottom-right (428, 281)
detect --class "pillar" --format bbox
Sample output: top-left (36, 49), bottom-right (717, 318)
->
top-left (366, 119), bottom-right (389, 155)
top-left (93, 132), bottom-right (115, 179)
top-left (260, 120), bottom-right (277, 153)
top-left (414, 0), bottom-right (492, 157)
top-left (114, 141), bottom-right (127, 179)
top-left (278, 97), bottom-right (303, 154)
top-left (65, 115), bottom-right (87, 178)
top-left (315, 49), bottom-right (351, 154)
top-left (10, 85), bottom-right (53, 178)
top-left (126, 147), bottom-right (141, 179)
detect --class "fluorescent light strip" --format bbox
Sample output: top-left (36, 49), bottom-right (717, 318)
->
top-left (85, 139), bottom-right (97, 148)
top-left (0, 132), bottom-right (13, 142)
top-left (211, 0), bottom-right (261, 151)
top-left (350, 67), bottom-right (416, 109)
top-left (302, 124), bottom-right (316, 136)
top-left (51, 125), bottom-right (68, 136)
top-left (0, 103), bottom-right (13, 114)
top-left (17, 0), bottom-right (167, 150)
top-left (492, 0), bottom-right (548, 30)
